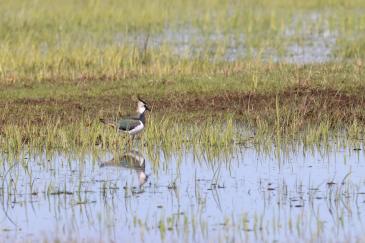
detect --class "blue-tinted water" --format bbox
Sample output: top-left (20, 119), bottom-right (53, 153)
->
top-left (1, 144), bottom-right (365, 242)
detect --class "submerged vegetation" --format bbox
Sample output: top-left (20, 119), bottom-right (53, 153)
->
top-left (1, 1), bottom-right (365, 242)
top-left (0, 115), bottom-right (364, 158)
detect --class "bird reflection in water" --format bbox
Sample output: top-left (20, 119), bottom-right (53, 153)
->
top-left (100, 150), bottom-right (148, 186)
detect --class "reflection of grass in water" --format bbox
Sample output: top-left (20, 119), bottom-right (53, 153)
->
top-left (0, 127), bottom-right (363, 243)
top-left (0, 134), bottom-right (364, 242)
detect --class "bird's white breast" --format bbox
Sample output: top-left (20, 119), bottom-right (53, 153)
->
top-left (127, 121), bottom-right (144, 135)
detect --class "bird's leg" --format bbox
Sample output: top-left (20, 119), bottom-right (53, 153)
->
top-left (126, 135), bottom-right (134, 150)
top-left (122, 135), bottom-right (132, 151)
top-left (131, 135), bottom-right (136, 147)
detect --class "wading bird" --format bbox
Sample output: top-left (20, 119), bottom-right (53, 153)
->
top-left (118, 98), bottom-right (150, 136)
top-left (101, 97), bottom-right (150, 137)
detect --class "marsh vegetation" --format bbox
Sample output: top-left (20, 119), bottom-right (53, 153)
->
top-left (1, 0), bottom-right (365, 242)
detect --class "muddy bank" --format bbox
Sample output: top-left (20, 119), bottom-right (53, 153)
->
top-left (1, 86), bottom-right (365, 127)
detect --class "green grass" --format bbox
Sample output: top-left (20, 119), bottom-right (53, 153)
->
top-left (0, 114), bottom-right (364, 158)
top-left (0, 0), bottom-right (364, 84)
top-left (0, 0), bottom-right (365, 153)
top-left (0, 62), bottom-right (364, 109)
top-left (1, 3), bottom-right (365, 242)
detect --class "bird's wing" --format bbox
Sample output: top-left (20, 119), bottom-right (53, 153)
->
top-left (118, 119), bottom-right (141, 131)
top-left (121, 113), bottom-right (140, 120)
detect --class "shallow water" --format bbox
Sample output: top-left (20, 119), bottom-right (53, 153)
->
top-left (119, 27), bottom-right (337, 64)
top-left (114, 11), bottom-right (342, 64)
top-left (1, 143), bottom-right (365, 242)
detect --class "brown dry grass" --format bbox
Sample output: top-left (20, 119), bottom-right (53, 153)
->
top-left (1, 85), bottom-right (364, 130)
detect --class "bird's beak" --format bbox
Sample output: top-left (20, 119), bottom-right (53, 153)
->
top-left (145, 105), bottom-right (151, 111)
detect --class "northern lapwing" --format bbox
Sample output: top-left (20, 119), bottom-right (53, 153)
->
top-left (117, 98), bottom-right (150, 136)
top-left (101, 97), bottom-right (150, 136)
top-left (100, 150), bottom-right (148, 186)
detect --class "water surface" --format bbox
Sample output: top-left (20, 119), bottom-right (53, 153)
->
top-left (1, 142), bottom-right (365, 242)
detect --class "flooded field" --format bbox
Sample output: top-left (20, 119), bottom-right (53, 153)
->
top-left (2, 138), bottom-right (365, 242)
top-left (1, 0), bottom-right (365, 242)
top-left (121, 11), bottom-right (339, 64)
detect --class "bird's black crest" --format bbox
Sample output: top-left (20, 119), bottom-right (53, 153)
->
top-left (137, 96), bottom-right (148, 105)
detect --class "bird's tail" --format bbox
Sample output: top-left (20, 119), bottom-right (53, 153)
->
top-left (99, 118), bottom-right (117, 129)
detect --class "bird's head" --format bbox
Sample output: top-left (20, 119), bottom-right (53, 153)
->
top-left (137, 97), bottom-right (150, 114)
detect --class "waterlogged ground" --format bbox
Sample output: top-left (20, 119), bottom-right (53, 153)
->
top-left (127, 12), bottom-right (339, 64)
top-left (1, 141), bottom-right (365, 242)
top-left (1, 1), bottom-right (365, 242)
